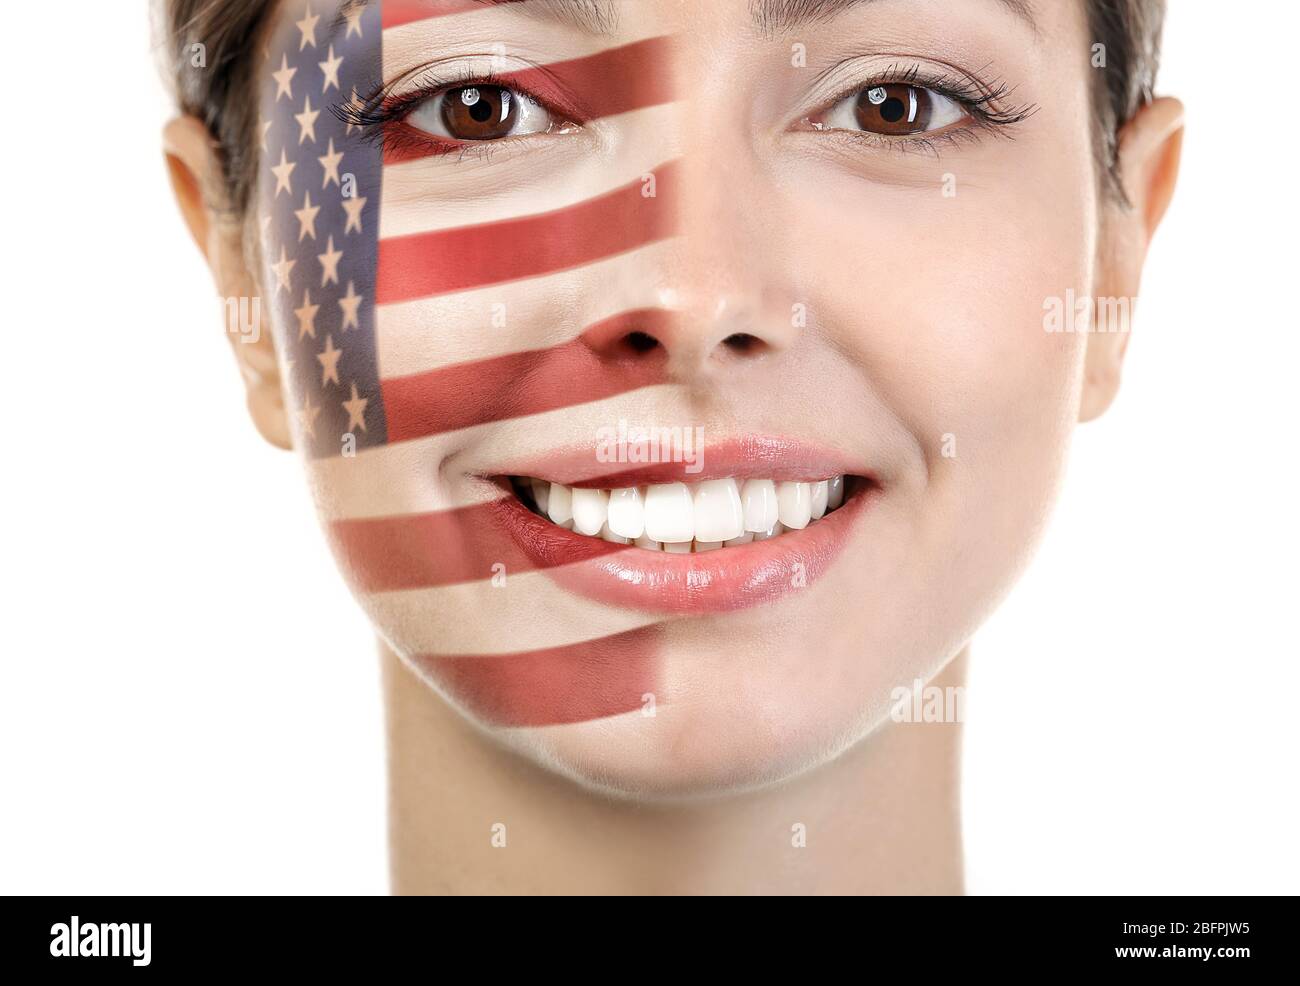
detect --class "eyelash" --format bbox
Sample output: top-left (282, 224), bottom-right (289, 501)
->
top-left (333, 60), bottom-right (1038, 161)
top-left (335, 66), bottom-right (563, 161)
top-left (807, 62), bottom-right (1038, 155)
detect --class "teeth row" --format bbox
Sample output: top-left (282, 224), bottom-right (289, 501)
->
top-left (514, 476), bottom-right (848, 551)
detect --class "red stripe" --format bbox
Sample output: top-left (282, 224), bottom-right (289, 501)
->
top-left (415, 626), bottom-right (658, 726)
top-left (383, 37), bottom-right (676, 164)
top-left (380, 308), bottom-right (671, 442)
top-left (330, 497), bottom-right (624, 592)
top-left (381, 0), bottom-right (523, 30)
top-left (375, 161), bottom-right (679, 305)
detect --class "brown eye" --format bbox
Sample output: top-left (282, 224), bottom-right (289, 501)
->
top-left (407, 83), bottom-right (557, 142)
top-left (857, 84), bottom-right (935, 134)
top-left (440, 85), bottom-right (518, 139)
top-left (812, 83), bottom-right (967, 138)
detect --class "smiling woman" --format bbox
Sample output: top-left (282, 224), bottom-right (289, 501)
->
top-left (157, 0), bottom-right (1182, 894)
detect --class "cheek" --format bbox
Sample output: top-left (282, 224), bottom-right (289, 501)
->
top-left (766, 139), bottom-right (1097, 655)
top-left (785, 139), bottom-right (1095, 490)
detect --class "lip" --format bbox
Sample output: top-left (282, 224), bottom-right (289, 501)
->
top-left (486, 437), bottom-right (877, 615)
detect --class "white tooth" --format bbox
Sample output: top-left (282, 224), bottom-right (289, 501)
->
top-left (547, 483), bottom-right (573, 526)
top-left (693, 478), bottom-right (744, 543)
top-left (530, 477), bottom-right (550, 513)
top-left (753, 522), bottom-right (785, 541)
top-left (599, 522), bottom-right (629, 544)
top-left (741, 478), bottom-right (780, 533)
top-left (724, 532), bottom-right (754, 547)
top-left (827, 475), bottom-right (845, 510)
top-left (643, 482), bottom-right (694, 543)
top-left (571, 487), bottom-right (609, 536)
top-left (777, 481), bottom-right (812, 530)
top-left (634, 533), bottom-right (662, 551)
top-left (607, 486), bottom-right (645, 539)
top-left (694, 540), bottom-right (723, 552)
top-left (663, 540), bottom-right (692, 554)
top-left (810, 480), bottom-right (828, 519)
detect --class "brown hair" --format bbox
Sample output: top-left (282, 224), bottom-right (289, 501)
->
top-left (158, 0), bottom-right (279, 218)
top-left (157, 0), bottom-right (1165, 214)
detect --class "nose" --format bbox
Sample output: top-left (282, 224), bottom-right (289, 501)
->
top-left (581, 148), bottom-right (800, 383)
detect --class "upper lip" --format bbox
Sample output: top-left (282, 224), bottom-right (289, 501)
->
top-left (486, 434), bottom-right (874, 489)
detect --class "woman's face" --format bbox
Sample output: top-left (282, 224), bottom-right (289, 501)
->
top-left (254, 0), bottom-right (1102, 795)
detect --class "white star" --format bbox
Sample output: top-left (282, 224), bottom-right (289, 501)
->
top-left (342, 381), bottom-right (368, 432)
top-left (338, 281), bottom-right (363, 331)
top-left (344, 5), bottom-right (365, 39)
top-left (294, 289), bottom-right (320, 340)
top-left (318, 138), bottom-right (344, 189)
top-left (294, 191), bottom-right (321, 241)
top-left (317, 335), bottom-right (343, 386)
top-left (317, 235), bottom-right (342, 287)
top-left (344, 86), bottom-right (364, 135)
top-left (319, 45), bottom-right (343, 92)
top-left (295, 95), bottom-right (320, 144)
top-left (272, 53), bottom-right (297, 102)
top-left (271, 245), bottom-right (296, 295)
top-left (296, 5), bottom-right (320, 50)
top-left (259, 119), bottom-right (272, 153)
top-left (342, 194), bottom-right (367, 235)
top-left (271, 148), bottom-right (296, 197)
top-left (297, 393), bottom-right (321, 440)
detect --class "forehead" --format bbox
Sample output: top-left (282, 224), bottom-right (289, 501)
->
top-left (256, 0), bottom-right (1083, 60)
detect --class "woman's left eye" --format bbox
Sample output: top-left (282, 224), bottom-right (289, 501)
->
top-left (405, 83), bottom-right (557, 141)
top-left (811, 83), bottom-right (968, 137)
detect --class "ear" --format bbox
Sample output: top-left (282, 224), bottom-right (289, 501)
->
top-left (163, 115), bottom-right (291, 450)
top-left (1080, 96), bottom-right (1185, 423)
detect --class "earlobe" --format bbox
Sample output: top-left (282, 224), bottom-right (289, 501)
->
top-left (1080, 97), bottom-right (1185, 423)
top-left (163, 116), bottom-right (292, 451)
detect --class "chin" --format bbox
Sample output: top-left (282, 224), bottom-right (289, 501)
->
top-left (471, 693), bottom-right (875, 801)
top-left (394, 591), bottom-right (974, 801)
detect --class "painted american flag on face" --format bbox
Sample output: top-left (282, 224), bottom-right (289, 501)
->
top-left (260, 0), bottom-right (388, 456)
top-left (258, 0), bottom-right (680, 727)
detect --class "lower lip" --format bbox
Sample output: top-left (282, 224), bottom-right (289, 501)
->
top-left (491, 481), bottom-right (874, 615)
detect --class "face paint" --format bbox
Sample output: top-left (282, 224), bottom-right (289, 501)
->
top-left (381, 35), bottom-right (676, 166)
top-left (380, 309), bottom-right (674, 441)
top-left (253, 0), bottom-right (1105, 793)
top-left (413, 626), bottom-right (659, 727)
top-left (260, 1), bottom-right (389, 456)
top-left (258, 0), bottom-right (679, 729)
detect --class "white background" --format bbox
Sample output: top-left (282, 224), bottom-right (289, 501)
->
top-left (0, 2), bottom-right (1295, 895)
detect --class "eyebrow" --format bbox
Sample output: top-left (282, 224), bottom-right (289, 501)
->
top-left (750, 0), bottom-right (1037, 35)
top-left (331, 0), bottom-right (620, 37)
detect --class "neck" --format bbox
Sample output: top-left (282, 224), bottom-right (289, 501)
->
top-left (383, 644), bottom-right (967, 895)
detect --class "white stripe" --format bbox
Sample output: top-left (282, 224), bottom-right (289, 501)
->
top-left (373, 239), bottom-right (676, 380)
top-left (363, 570), bottom-right (657, 655)
top-left (381, 6), bottom-right (668, 80)
top-left (379, 108), bottom-right (680, 239)
top-left (307, 442), bottom-right (499, 519)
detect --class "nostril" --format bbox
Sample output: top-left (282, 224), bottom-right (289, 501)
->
top-left (722, 332), bottom-right (763, 353)
top-left (623, 331), bottom-right (660, 353)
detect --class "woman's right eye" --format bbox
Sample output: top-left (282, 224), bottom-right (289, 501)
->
top-left (405, 84), bottom-right (558, 141)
